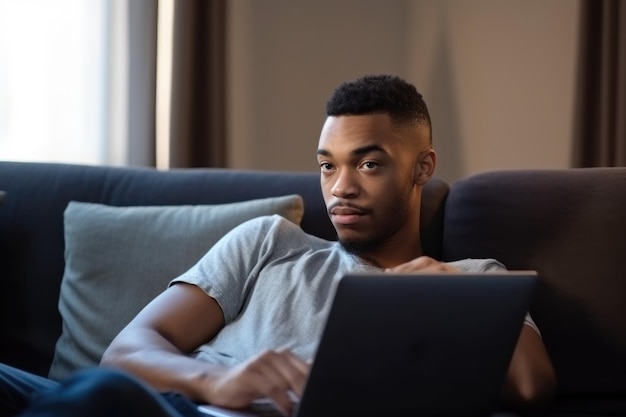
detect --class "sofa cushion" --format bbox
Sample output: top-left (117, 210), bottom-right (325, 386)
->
top-left (48, 195), bottom-right (304, 381)
top-left (0, 161), bottom-right (447, 378)
top-left (442, 168), bottom-right (626, 404)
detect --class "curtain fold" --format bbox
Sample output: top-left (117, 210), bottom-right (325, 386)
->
top-left (157, 0), bottom-right (227, 169)
top-left (573, 0), bottom-right (626, 167)
top-left (106, 0), bottom-right (157, 167)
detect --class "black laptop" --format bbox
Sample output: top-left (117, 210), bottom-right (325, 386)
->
top-left (198, 271), bottom-right (537, 417)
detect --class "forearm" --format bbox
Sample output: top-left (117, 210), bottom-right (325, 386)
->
top-left (502, 325), bottom-right (557, 409)
top-left (100, 329), bottom-right (222, 403)
top-left (102, 333), bottom-right (309, 414)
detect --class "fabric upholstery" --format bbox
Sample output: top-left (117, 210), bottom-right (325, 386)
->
top-left (0, 161), bottom-right (448, 378)
top-left (3, 161), bottom-right (626, 415)
top-left (443, 168), bottom-right (626, 412)
top-left (48, 196), bottom-right (304, 381)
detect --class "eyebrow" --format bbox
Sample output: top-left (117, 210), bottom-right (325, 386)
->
top-left (317, 144), bottom-right (387, 158)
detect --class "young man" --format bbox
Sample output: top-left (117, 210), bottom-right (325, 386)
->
top-left (0, 75), bottom-right (556, 417)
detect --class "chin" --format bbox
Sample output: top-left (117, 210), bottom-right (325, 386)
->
top-left (338, 237), bottom-right (377, 256)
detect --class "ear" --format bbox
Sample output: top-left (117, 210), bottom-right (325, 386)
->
top-left (413, 149), bottom-right (436, 186)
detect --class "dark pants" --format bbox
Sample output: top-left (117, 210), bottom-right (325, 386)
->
top-left (0, 363), bottom-right (202, 417)
top-left (1, 362), bottom-right (526, 417)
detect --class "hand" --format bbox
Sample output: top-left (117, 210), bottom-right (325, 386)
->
top-left (205, 348), bottom-right (309, 416)
top-left (385, 256), bottom-right (460, 274)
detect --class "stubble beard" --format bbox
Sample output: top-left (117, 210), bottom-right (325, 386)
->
top-left (338, 188), bottom-right (413, 258)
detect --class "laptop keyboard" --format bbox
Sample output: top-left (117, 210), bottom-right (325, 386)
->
top-left (249, 401), bottom-right (287, 417)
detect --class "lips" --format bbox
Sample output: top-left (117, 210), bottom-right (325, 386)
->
top-left (329, 205), bottom-right (368, 225)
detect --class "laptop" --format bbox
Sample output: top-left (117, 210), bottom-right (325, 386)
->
top-left (198, 271), bottom-right (537, 417)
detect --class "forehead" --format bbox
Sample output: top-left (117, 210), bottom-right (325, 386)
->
top-left (317, 114), bottom-right (400, 153)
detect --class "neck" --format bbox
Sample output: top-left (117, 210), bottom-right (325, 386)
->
top-left (347, 210), bottom-right (423, 269)
top-left (354, 238), bottom-right (423, 269)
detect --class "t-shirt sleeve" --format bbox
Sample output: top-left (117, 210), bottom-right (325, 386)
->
top-left (169, 215), bottom-right (284, 322)
top-left (446, 258), bottom-right (506, 273)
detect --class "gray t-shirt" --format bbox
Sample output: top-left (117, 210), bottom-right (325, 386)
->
top-left (171, 214), bottom-right (523, 366)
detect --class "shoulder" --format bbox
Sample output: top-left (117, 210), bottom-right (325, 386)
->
top-left (221, 214), bottom-right (330, 253)
top-left (226, 214), bottom-right (303, 239)
top-left (446, 258), bottom-right (506, 273)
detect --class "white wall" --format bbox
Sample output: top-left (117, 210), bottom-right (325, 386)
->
top-left (227, 0), bottom-right (580, 183)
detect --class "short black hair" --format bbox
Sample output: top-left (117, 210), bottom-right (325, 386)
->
top-left (325, 74), bottom-right (431, 137)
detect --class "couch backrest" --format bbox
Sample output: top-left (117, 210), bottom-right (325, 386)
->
top-left (442, 168), bottom-right (626, 402)
top-left (0, 161), bottom-right (448, 377)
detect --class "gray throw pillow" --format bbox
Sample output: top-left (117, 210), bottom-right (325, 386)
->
top-left (49, 195), bottom-right (304, 381)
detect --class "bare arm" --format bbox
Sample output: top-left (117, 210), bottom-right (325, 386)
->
top-left (501, 324), bottom-right (556, 409)
top-left (101, 283), bottom-right (308, 415)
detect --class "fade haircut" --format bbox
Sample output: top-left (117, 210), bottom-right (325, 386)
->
top-left (325, 74), bottom-right (432, 143)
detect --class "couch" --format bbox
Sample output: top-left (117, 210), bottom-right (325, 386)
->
top-left (0, 160), bottom-right (625, 416)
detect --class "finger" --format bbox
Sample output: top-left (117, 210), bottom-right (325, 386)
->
top-left (209, 353), bottom-right (290, 409)
top-left (277, 349), bottom-right (310, 397)
top-left (247, 351), bottom-right (303, 415)
top-left (242, 370), bottom-right (293, 417)
top-left (208, 365), bottom-right (268, 409)
top-left (259, 349), bottom-right (309, 399)
top-left (249, 351), bottom-right (292, 391)
top-left (386, 256), bottom-right (436, 273)
top-left (386, 256), bottom-right (461, 273)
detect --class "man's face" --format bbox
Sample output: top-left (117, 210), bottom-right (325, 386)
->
top-left (317, 113), bottom-right (422, 254)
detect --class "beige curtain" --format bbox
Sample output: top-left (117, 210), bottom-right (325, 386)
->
top-left (573, 0), bottom-right (626, 167)
top-left (156, 0), bottom-right (227, 169)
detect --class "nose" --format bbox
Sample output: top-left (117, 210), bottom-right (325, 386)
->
top-left (331, 169), bottom-right (359, 198)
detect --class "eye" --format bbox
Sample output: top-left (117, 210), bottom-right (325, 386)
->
top-left (319, 162), bottom-right (334, 172)
top-left (361, 161), bottom-right (379, 170)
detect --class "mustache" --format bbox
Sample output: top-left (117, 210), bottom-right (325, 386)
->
top-left (327, 201), bottom-right (369, 215)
